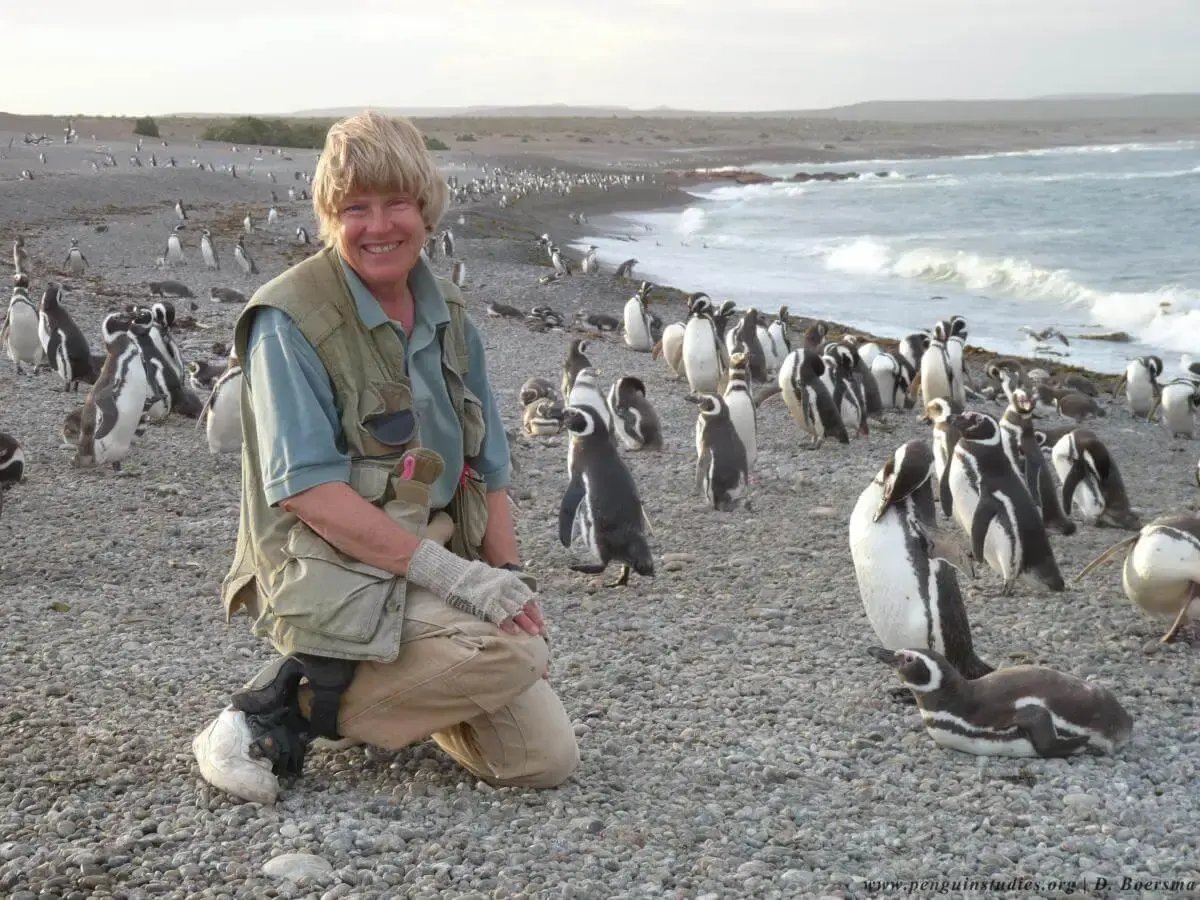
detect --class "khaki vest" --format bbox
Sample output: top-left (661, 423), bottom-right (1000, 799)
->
top-left (221, 247), bottom-right (488, 662)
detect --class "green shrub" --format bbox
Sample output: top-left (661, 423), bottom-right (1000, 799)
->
top-left (133, 116), bottom-right (160, 137)
top-left (455, 133), bottom-right (477, 142)
top-left (201, 116), bottom-right (330, 149)
top-left (424, 135), bottom-right (449, 151)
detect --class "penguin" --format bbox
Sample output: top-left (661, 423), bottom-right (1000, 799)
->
top-left (523, 397), bottom-right (564, 436)
top-left (0, 431), bottom-right (25, 488)
top-left (762, 306), bottom-right (792, 375)
top-left (63, 239), bottom-right (88, 276)
top-left (1062, 373), bottom-right (1098, 397)
top-left (682, 296), bottom-right (725, 394)
top-left (148, 280), bottom-right (194, 299)
top-left (2, 274), bottom-right (42, 373)
top-left (922, 398), bottom-right (961, 518)
top-left (654, 321), bottom-right (686, 379)
top-left (822, 342), bottom-right (868, 437)
top-left (567, 367), bottom-right (614, 436)
top-left (606, 375), bottom-right (663, 451)
top-left (1079, 514), bottom-right (1200, 644)
top-left (209, 286), bottom-right (247, 305)
top-left (243, 212), bottom-right (254, 234)
top-left (802, 321), bottom-right (828, 351)
top-left (441, 230), bottom-right (455, 258)
top-left (1118, 355), bottom-right (1162, 419)
top-left (451, 261), bottom-right (466, 288)
top-left (578, 312), bottom-right (619, 333)
top-left (868, 647), bottom-right (1132, 758)
top-left (580, 245), bottom-right (598, 274)
top-left (1052, 429), bottom-right (1141, 531)
top-left (946, 315), bottom-right (969, 409)
top-left (613, 258), bottom-right (638, 279)
top-left (558, 405), bottom-right (654, 586)
top-left (267, 206), bottom-right (279, 226)
top-left (200, 229), bottom-right (220, 270)
top-left (1150, 380), bottom-right (1199, 438)
top-left (13, 237), bottom-right (29, 276)
top-left (1055, 391), bottom-right (1106, 422)
top-left (296, 226), bottom-right (311, 246)
top-left (198, 358), bottom-right (243, 455)
top-left (998, 390), bottom-right (1076, 536)
top-left (622, 282), bottom-right (655, 352)
top-left (722, 351), bottom-right (757, 471)
top-left (560, 339), bottom-right (591, 399)
top-left (920, 321), bottom-right (956, 411)
top-left (165, 226), bottom-right (186, 265)
top-left (687, 393), bottom-right (749, 512)
top-left (871, 351), bottom-right (913, 410)
top-left (849, 440), bottom-right (992, 679)
top-left (174, 199), bottom-right (188, 222)
top-left (724, 308), bottom-right (768, 383)
top-left (843, 340), bottom-right (884, 421)
top-left (945, 411), bottom-right (1065, 593)
top-left (519, 376), bottom-right (560, 409)
top-left (234, 236), bottom-right (257, 276)
top-left (187, 359), bottom-right (225, 392)
top-left (899, 333), bottom-right (930, 380)
top-left (549, 246), bottom-right (572, 276)
top-left (487, 300), bottom-right (524, 320)
top-left (75, 331), bottom-right (152, 471)
top-left (713, 300), bottom-right (738, 342)
top-left (38, 283), bottom-right (92, 391)
top-left (778, 348), bottom-right (848, 449)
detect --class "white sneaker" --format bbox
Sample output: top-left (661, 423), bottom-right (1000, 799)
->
top-left (192, 708), bottom-right (279, 805)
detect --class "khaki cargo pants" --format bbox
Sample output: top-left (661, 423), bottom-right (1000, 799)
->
top-left (304, 585), bottom-right (579, 788)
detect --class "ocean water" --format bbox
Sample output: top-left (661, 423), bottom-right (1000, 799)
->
top-left (576, 140), bottom-right (1200, 374)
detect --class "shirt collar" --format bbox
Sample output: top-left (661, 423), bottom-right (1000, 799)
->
top-left (337, 253), bottom-right (450, 339)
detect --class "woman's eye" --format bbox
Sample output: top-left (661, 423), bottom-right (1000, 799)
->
top-left (388, 198), bottom-right (413, 208)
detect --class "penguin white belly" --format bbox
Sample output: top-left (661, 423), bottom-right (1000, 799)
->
top-left (947, 339), bottom-right (966, 406)
top-left (948, 457), bottom-right (1020, 584)
top-left (1050, 449), bottom-right (1105, 523)
top-left (6, 304), bottom-right (41, 363)
top-left (1122, 529), bottom-right (1200, 617)
top-left (724, 327), bottom-right (739, 359)
top-left (849, 488), bottom-right (941, 651)
top-left (778, 353), bottom-right (817, 437)
top-left (623, 299), bottom-right (653, 352)
top-left (96, 376), bottom-right (151, 464)
top-left (661, 323), bottom-right (686, 376)
top-left (683, 320), bottom-right (721, 393)
top-left (723, 392), bottom-right (756, 470)
top-left (920, 347), bottom-right (953, 407)
top-left (932, 433), bottom-right (950, 489)
top-left (207, 374), bottom-right (244, 454)
top-left (1159, 385), bottom-right (1194, 437)
top-left (1125, 369), bottom-right (1154, 416)
top-left (857, 342), bottom-right (881, 369)
top-left (871, 356), bottom-right (899, 408)
top-left (570, 476), bottom-right (602, 562)
top-left (755, 325), bottom-right (777, 373)
top-left (921, 712), bottom-right (1036, 757)
top-left (612, 407), bottom-right (644, 451)
top-left (766, 323), bottom-right (787, 366)
top-left (837, 383), bottom-right (862, 432)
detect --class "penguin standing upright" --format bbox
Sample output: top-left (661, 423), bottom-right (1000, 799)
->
top-left (13, 237), bottom-right (30, 277)
top-left (725, 308), bottom-right (767, 382)
top-left (688, 393), bottom-right (749, 511)
top-left (63, 239), bottom-right (88, 276)
top-left (872, 351), bottom-right (912, 410)
top-left (200, 228), bottom-right (220, 270)
top-left (38, 283), bottom-right (92, 391)
top-left (822, 342), bottom-right (868, 437)
top-left (2, 274), bottom-right (42, 373)
top-left (75, 331), bottom-right (151, 471)
top-left (778, 348), bottom-right (848, 449)
top-left (920, 321), bottom-right (955, 410)
top-left (899, 333), bottom-right (930, 380)
top-left (946, 411), bottom-right (1065, 593)
top-left (850, 440), bottom-right (992, 679)
top-left (1052, 429), bottom-right (1141, 530)
top-left (174, 199), bottom-right (188, 222)
top-left (761, 306), bottom-right (792, 375)
top-left (199, 356), bottom-right (244, 455)
top-left (843, 340), bottom-right (883, 422)
top-left (723, 351), bottom-right (757, 472)
top-left (606, 376), bottom-right (663, 451)
top-left (1151, 380), bottom-right (1200, 439)
top-left (682, 297), bottom-right (725, 393)
top-left (946, 315), bottom-right (969, 409)
top-left (655, 321), bottom-right (687, 379)
top-left (868, 647), bottom-right (1132, 758)
top-left (451, 261), bottom-right (466, 288)
top-left (165, 226), bottom-right (186, 265)
top-left (560, 339), bottom-right (592, 399)
top-left (558, 406), bottom-right (654, 586)
top-left (923, 398), bottom-right (961, 517)
top-left (622, 282), bottom-right (655, 352)
top-left (567, 366), bottom-right (614, 437)
top-left (1119, 356), bottom-right (1162, 419)
top-left (234, 236), bottom-right (258, 276)
top-left (998, 389), bottom-right (1076, 536)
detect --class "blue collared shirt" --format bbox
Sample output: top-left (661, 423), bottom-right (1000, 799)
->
top-left (244, 254), bottom-right (510, 509)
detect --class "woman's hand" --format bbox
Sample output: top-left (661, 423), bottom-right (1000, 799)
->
top-left (499, 598), bottom-right (544, 636)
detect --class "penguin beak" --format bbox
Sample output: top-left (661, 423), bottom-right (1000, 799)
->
top-left (867, 646), bottom-right (901, 667)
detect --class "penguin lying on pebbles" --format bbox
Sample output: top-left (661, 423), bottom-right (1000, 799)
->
top-left (607, 376), bottom-right (662, 451)
top-left (868, 647), bottom-right (1133, 757)
top-left (849, 440), bottom-right (992, 679)
top-left (209, 286), bottom-right (247, 305)
top-left (558, 406), bottom-right (654, 586)
top-left (1078, 514), bottom-right (1200, 643)
top-left (523, 397), bottom-right (564, 436)
top-left (0, 432), bottom-right (23, 519)
top-left (519, 376), bottom-right (560, 409)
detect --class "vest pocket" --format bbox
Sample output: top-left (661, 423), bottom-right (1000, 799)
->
top-left (357, 379), bottom-right (418, 458)
top-left (460, 387), bottom-right (487, 459)
top-left (270, 522), bottom-right (400, 644)
top-left (449, 465), bottom-right (489, 560)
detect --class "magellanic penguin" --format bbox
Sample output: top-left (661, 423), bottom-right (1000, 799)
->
top-left (622, 282), bottom-right (655, 352)
top-left (75, 331), bottom-right (151, 471)
top-left (234, 236), bottom-right (258, 276)
top-left (567, 366), bottom-right (614, 439)
top-left (841, 339), bottom-right (884, 422)
top-left (558, 405), bottom-right (654, 586)
top-left (920, 321), bottom-right (957, 411)
top-left (451, 261), bottom-right (466, 288)
top-left (1079, 514), bottom-right (1200, 643)
top-left (682, 296), bottom-right (726, 394)
top-left (1055, 390), bottom-right (1106, 422)
top-left (523, 397), bottom-right (564, 436)
top-left (198, 356), bottom-right (243, 455)
top-left (899, 332), bottom-right (930, 380)
top-left (210, 286), bottom-right (247, 305)
top-left (946, 315), bottom-right (969, 409)
top-left (761, 306), bottom-right (792, 375)
top-left (519, 376), bottom-right (561, 410)
top-left (1052, 429), bottom-right (1141, 530)
top-left (849, 440), bottom-right (992, 679)
top-left (1117, 355), bottom-right (1162, 419)
top-left (200, 229), bottom-right (220, 270)
top-left (3, 274), bottom-right (43, 373)
top-left (165, 226), bottom-right (186, 265)
top-left (613, 258), bottom-right (638, 279)
top-left (868, 647), bottom-right (1132, 757)
top-left (997, 390), bottom-right (1076, 537)
top-left (946, 411), bottom-right (1065, 593)
top-left (0, 431), bottom-right (25, 488)
top-left (63, 239), bottom-right (88, 276)
top-left (487, 300), bottom-right (525, 320)
top-left (187, 359), bottom-right (225, 392)
top-left (654, 321), bottom-right (687, 379)
top-left (872, 351), bottom-right (913, 410)
top-left (560, 339), bottom-right (592, 399)
top-left (606, 376), bottom-right (663, 451)
top-left (687, 392), bottom-right (749, 512)
top-left (1150, 379), bottom-right (1200, 439)
top-left (823, 342), bottom-right (869, 437)
top-left (38, 283), bottom-right (93, 391)
top-left (723, 351), bottom-right (757, 471)
top-left (778, 348), bottom-right (848, 449)
top-left (922, 398), bottom-right (961, 518)
top-left (724, 308), bottom-right (768, 383)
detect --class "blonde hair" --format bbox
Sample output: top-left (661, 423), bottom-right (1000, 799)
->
top-left (312, 111), bottom-right (448, 243)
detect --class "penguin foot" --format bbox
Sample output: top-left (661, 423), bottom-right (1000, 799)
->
top-left (605, 565), bottom-right (632, 588)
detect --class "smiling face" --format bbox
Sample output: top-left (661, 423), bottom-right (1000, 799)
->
top-left (335, 192), bottom-right (427, 293)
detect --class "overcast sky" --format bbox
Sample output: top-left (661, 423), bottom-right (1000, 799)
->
top-left (5, 0), bottom-right (1199, 115)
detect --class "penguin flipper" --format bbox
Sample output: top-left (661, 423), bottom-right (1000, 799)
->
top-left (1012, 706), bottom-right (1090, 758)
top-left (938, 464), bottom-right (954, 518)
top-left (1061, 460), bottom-right (1087, 515)
top-left (558, 476), bottom-right (585, 548)
top-left (970, 495), bottom-right (999, 563)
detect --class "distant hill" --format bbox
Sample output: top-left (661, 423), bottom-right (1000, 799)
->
top-left (286, 94), bottom-right (1200, 122)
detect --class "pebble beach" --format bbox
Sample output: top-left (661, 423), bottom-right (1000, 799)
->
top-left (1, 123), bottom-right (1198, 899)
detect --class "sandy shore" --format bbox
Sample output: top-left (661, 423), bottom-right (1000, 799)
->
top-left (1, 125), bottom-right (1198, 898)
